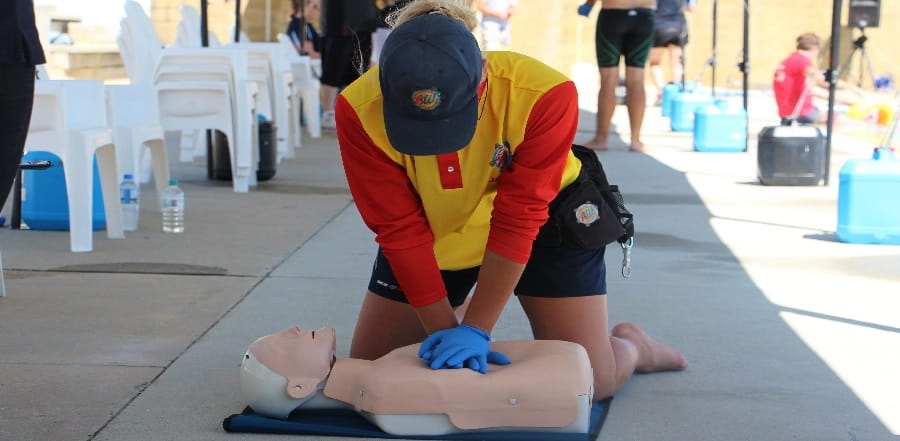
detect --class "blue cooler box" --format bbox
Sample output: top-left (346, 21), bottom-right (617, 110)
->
top-left (837, 149), bottom-right (900, 244)
top-left (693, 100), bottom-right (747, 152)
top-left (661, 81), bottom-right (697, 118)
top-left (671, 92), bottom-right (713, 132)
top-left (21, 151), bottom-right (106, 231)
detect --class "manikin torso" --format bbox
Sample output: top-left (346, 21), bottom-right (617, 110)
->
top-left (240, 327), bottom-right (595, 436)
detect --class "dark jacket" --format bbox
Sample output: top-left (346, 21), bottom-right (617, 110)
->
top-left (1, 0), bottom-right (46, 65)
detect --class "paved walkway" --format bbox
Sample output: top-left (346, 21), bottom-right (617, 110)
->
top-left (1, 89), bottom-right (898, 441)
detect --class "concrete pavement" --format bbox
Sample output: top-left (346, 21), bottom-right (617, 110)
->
top-left (1, 90), bottom-right (898, 441)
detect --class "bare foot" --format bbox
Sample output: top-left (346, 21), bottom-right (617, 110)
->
top-left (628, 143), bottom-right (646, 153)
top-left (611, 322), bottom-right (688, 373)
top-left (583, 138), bottom-right (608, 151)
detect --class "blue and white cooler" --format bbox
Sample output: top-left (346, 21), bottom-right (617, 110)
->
top-left (693, 99), bottom-right (747, 152)
top-left (21, 151), bottom-right (106, 231)
top-left (837, 148), bottom-right (900, 245)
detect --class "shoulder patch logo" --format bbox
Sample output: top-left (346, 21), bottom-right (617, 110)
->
top-left (574, 202), bottom-right (600, 226)
top-left (412, 89), bottom-right (441, 110)
top-left (489, 141), bottom-right (512, 170)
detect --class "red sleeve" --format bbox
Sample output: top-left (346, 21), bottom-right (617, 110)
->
top-left (486, 81), bottom-right (579, 263)
top-left (335, 96), bottom-right (447, 307)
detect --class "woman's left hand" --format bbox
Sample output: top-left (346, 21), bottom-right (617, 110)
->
top-left (419, 324), bottom-right (511, 373)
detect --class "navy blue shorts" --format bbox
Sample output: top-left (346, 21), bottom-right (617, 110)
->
top-left (367, 242), bottom-right (607, 307)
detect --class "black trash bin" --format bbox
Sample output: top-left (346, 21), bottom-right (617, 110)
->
top-left (209, 121), bottom-right (278, 182)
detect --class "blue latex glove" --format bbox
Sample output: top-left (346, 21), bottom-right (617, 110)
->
top-left (577, 3), bottom-right (593, 17)
top-left (419, 324), bottom-right (511, 374)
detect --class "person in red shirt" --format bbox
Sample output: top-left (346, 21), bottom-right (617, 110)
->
top-left (335, 0), bottom-right (687, 402)
top-left (773, 33), bottom-right (822, 124)
top-left (774, 33), bottom-right (870, 125)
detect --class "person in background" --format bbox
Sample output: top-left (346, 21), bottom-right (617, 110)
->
top-left (476, 0), bottom-right (516, 51)
top-left (370, 0), bottom-right (414, 67)
top-left (774, 32), bottom-right (868, 124)
top-left (319, 0), bottom-right (374, 130)
top-left (647, 0), bottom-right (695, 104)
top-left (577, 0), bottom-right (656, 153)
top-left (335, 0), bottom-right (687, 401)
top-left (287, 0), bottom-right (321, 59)
top-left (1, 0), bottom-right (45, 212)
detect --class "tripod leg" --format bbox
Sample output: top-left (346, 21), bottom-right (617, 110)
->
top-left (861, 47), bottom-right (877, 90)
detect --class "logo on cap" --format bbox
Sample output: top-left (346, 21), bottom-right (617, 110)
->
top-left (412, 89), bottom-right (442, 110)
top-left (574, 202), bottom-right (600, 226)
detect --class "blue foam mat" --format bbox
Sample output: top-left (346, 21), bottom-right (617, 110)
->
top-left (223, 398), bottom-right (612, 441)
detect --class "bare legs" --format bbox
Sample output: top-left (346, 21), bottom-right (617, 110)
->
top-left (349, 291), bottom-right (688, 401)
top-left (649, 45), bottom-right (684, 103)
top-left (321, 84), bottom-right (339, 129)
top-left (584, 65), bottom-right (648, 153)
top-left (623, 66), bottom-right (647, 152)
top-left (349, 291), bottom-right (428, 360)
top-left (518, 295), bottom-right (687, 400)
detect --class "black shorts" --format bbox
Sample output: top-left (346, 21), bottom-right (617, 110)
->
top-left (320, 33), bottom-right (372, 88)
top-left (367, 174), bottom-right (610, 306)
top-left (595, 8), bottom-right (656, 68)
top-left (653, 24), bottom-right (688, 47)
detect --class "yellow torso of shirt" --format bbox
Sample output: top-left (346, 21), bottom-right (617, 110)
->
top-left (341, 51), bottom-right (581, 270)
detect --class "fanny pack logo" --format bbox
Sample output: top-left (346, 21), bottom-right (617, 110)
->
top-left (412, 89), bottom-right (441, 110)
top-left (574, 202), bottom-right (600, 226)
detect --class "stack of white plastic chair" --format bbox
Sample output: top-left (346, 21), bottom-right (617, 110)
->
top-left (277, 33), bottom-right (321, 141)
top-left (232, 42), bottom-right (296, 161)
top-left (154, 47), bottom-right (259, 193)
top-left (117, 1), bottom-right (163, 85)
top-left (24, 80), bottom-right (124, 252)
top-left (105, 84), bottom-right (170, 207)
top-left (170, 4), bottom-right (223, 163)
top-left (174, 5), bottom-right (222, 48)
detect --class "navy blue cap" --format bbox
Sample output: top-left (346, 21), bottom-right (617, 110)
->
top-left (379, 14), bottom-right (483, 156)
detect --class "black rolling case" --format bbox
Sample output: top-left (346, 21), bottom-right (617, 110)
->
top-left (756, 124), bottom-right (825, 186)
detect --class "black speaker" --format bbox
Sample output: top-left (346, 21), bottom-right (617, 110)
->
top-left (848, 0), bottom-right (880, 28)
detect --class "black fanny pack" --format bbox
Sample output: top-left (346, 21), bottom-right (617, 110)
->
top-left (537, 144), bottom-right (635, 249)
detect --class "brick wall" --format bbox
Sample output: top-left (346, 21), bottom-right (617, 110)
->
top-left (147, 0), bottom-right (898, 90)
top-left (150, 0), bottom-right (291, 45)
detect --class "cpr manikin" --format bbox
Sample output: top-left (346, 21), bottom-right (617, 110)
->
top-left (240, 326), bottom-right (595, 436)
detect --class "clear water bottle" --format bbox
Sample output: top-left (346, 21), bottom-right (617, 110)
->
top-left (119, 173), bottom-right (139, 232)
top-left (161, 179), bottom-right (184, 233)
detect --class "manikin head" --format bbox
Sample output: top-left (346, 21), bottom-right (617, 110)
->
top-left (239, 327), bottom-right (336, 419)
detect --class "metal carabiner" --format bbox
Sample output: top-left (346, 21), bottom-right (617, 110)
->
top-left (620, 237), bottom-right (634, 278)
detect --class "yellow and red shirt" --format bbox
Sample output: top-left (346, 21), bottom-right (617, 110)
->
top-left (336, 51), bottom-right (580, 306)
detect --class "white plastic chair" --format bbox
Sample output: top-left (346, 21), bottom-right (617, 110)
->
top-left (25, 80), bottom-right (124, 252)
top-left (105, 84), bottom-right (170, 206)
top-left (0, 246), bottom-right (6, 297)
top-left (174, 5), bottom-right (222, 48)
top-left (277, 33), bottom-right (321, 140)
top-left (118, 1), bottom-right (163, 85)
top-left (232, 42), bottom-right (295, 160)
top-left (154, 47), bottom-right (259, 193)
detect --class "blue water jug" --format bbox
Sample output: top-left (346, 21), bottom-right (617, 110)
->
top-left (693, 99), bottom-right (748, 152)
top-left (837, 148), bottom-right (900, 245)
top-left (21, 151), bottom-right (106, 231)
top-left (661, 81), bottom-right (697, 118)
top-left (671, 92), bottom-right (713, 132)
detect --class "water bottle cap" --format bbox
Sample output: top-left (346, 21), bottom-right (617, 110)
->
top-left (169, 179), bottom-right (178, 186)
top-left (123, 173), bottom-right (134, 180)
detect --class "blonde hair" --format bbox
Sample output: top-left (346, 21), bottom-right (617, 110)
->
top-left (387, 0), bottom-right (478, 31)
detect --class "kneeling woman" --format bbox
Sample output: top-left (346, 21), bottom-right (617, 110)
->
top-left (334, 0), bottom-right (687, 400)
